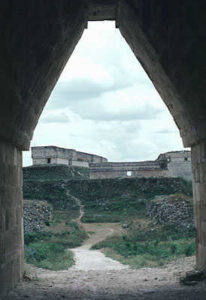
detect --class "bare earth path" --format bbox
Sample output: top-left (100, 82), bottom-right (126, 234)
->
top-left (67, 191), bottom-right (128, 271)
top-left (4, 197), bottom-right (206, 299)
top-left (70, 223), bottom-right (128, 271)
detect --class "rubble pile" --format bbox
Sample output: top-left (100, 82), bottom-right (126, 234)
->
top-left (23, 199), bottom-right (52, 234)
top-left (147, 194), bottom-right (194, 226)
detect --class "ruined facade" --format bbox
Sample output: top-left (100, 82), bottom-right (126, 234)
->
top-left (32, 146), bottom-right (107, 168)
top-left (90, 151), bottom-right (192, 181)
top-left (32, 147), bottom-right (192, 181)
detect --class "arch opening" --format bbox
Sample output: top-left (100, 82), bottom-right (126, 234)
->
top-left (22, 21), bottom-right (195, 296)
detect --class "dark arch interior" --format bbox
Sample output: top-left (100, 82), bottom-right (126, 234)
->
top-left (0, 0), bottom-right (206, 296)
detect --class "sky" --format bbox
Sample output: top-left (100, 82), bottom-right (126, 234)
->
top-left (23, 21), bottom-right (186, 166)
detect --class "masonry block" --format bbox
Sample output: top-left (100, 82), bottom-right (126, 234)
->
top-left (192, 141), bottom-right (206, 271)
top-left (0, 141), bottom-right (23, 297)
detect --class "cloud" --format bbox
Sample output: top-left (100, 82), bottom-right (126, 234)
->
top-left (46, 21), bottom-right (153, 110)
top-left (23, 21), bottom-right (185, 167)
top-left (47, 78), bottom-right (132, 109)
top-left (154, 129), bottom-right (177, 134)
top-left (41, 112), bottom-right (70, 123)
top-left (76, 104), bottom-right (161, 121)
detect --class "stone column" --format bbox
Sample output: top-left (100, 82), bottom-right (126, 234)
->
top-left (0, 141), bottom-right (23, 296)
top-left (191, 141), bottom-right (206, 271)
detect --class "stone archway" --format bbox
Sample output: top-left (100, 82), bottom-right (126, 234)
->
top-left (0, 0), bottom-right (206, 296)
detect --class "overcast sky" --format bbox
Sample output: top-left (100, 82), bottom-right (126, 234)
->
top-left (23, 21), bottom-right (186, 166)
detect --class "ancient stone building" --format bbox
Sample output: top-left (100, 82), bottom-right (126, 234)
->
top-left (32, 147), bottom-right (192, 181)
top-left (90, 151), bottom-right (192, 181)
top-left (32, 146), bottom-right (107, 168)
top-left (1, 0), bottom-right (206, 296)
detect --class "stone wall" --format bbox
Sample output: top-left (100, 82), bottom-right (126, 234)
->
top-left (76, 150), bottom-right (107, 163)
top-left (159, 151), bottom-right (192, 181)
top-left (0, 142), bottom-right (24, 296)
top-left (32, 147), bottom-right (192, 180)
top-left (191, 141), bottom-right (206, 270)
top-left (90, 161), bottom-right (168, 179)
top-left (90, 151), bottom-right (192, 181)
top-left (32, 146), bottom-right (107, 168)
top-left (90, 168), bottom-right (168, 179)
top-left (70, 161), bottom-right (89, 168)
top-left (33, 157), bottom-right (69, 166)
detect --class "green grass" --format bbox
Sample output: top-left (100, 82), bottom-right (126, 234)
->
top-left (23, 171), bottom-right (192, 223)
top-left (65, 178), bottom-right (192, 223)
top-left (23, 166), bottom-right (194, 270)
top-left (52, 210), bottom-right (79, 223)
top-left (125, 222), bottom-right (196, 242)
top-left (102, 239), bottom-right (195, 268)
top-left (23, 181), bottom-right (80, 212)
top-left (24, 221), bottom-right (88, 270)
top-left (81, 206), bottom-right (146, 223)
top-left (92, 222), bottom-right (195, 268)
top-left (25, 242), bottom-right (74, 270)
top-left (23, 164), bottom-right (90, 181)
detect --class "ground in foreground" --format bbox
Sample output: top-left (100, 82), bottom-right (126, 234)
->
top-left (4, 257), bottom-right (206, 300)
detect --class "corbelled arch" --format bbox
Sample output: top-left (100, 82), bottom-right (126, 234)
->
top-left (0, 0), bottom-right (206, 296)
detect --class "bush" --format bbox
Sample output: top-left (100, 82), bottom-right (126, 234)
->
top-left (25, 242), bottom-right (74, 270)
top-left (24, 221), bottom-right (88, 270)
top-left (92, 221), bottom-right (196, 269)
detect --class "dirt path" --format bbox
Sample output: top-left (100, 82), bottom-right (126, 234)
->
top-left (65, 191), bottom-right (84, 223)
top-left (67, 192), bottom-right (128, 271)
top-left (70, 223), bottom-right (128, 271)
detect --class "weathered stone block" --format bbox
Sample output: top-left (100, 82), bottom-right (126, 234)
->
top-left (0, 141), bottom-right (23, 296)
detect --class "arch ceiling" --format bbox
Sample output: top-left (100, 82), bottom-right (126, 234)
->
top-left (0, 0), bottom-right (205, 149)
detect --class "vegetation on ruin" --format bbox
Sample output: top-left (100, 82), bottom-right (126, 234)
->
top-left (24, 174), bottom-right (192, 223)
top-left (64, 177), bottom-right (193, 223)
top-left (23, 164), bottom-right (90, 182)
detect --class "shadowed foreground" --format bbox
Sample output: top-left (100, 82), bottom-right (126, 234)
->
top-left (4, 257), bottom-right (206, 300)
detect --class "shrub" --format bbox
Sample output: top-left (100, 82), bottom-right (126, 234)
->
top-left (24, 221), bottom-right (88, 270)
top-left (25, 242), bottom-right (74, 270)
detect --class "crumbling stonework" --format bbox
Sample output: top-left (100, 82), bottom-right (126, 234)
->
top-left (23, 200), bottom-right (52, 234)
top-left (147, 194), bottom-right (194, 227)
top-left (90, 151), bottom-right (192, 181)
top-left (32, 148), bottom-right (192, 181)
top-left (32, 146), bottom-right (107, 168)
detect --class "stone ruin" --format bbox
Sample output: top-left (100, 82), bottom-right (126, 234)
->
top-left (90, 151), bottom-right (192, 181)
top-left (32, 145), bottom-right (108, 168)
top-left (32, 146), bottom-right (192, 181)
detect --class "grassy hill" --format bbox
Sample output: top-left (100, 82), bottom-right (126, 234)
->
top-left (23, 164), bottom-right (90, 182)
top-left (23, 168), bottom-right (192, 223)
top-left (23, 165), bottom-right (195, 269)
top-left (65, 177), bottom-right (192, 222)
